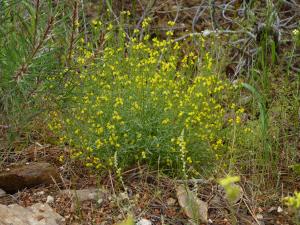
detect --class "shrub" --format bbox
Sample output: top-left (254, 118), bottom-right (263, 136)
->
top-left (0, 0), bottom-right (71, 145)
top-left (48, 21), bottom-right (240, 175)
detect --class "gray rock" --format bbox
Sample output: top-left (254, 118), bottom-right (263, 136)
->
top-left (0, 203), bottom-right (65, 225)
top-left (0, 162), bottom-right (60, 193)
top-left (0, 188), bottom-right (6, 197)
top-left (61, 188), bottom-right (107, 202)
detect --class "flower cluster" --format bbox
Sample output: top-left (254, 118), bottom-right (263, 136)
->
top-left (284, 192), bottom-right (300, 209)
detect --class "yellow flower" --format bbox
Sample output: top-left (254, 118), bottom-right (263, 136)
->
top-left (142, 151), bottom-right (146, 159)
top-left (96, 164), bottom-right (102, 169)
top-left (85, 163), bottom-right (93, 167)
top-left (293, 29), bottom-right (299, 36)
top-left (114, 97), bottom-right (124, 107)
top-left (58, 155), bottom-right (64, 162)
top-left (237, 108), bottom-right (245, 113)
top-left (142, 17), bottom-right (151, 29)
top-left (162, 118), bottom-right (170, 125)
top-left (95, 139), bottom-right (103, 148)
top-left (74, 20), bottom-right (80, 27)
top-left (112, 111), bottom-right (122, 121)
top-left (166, 31), bottom-right (174, 36)
top-left (167, 21), bottom-right (176, 27)
top-left (107, 23), bottom-right (113, 30)
top-left (236, 116), bottom-right (241, 124)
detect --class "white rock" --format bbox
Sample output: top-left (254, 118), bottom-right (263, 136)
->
top-left (277, 206), bottom-right (283, 213)
top-left (0, 203), bottom-right (65, 225)
top-left (36, 191), bottom-right (45, 196)
top-left (136, 219), bottom-right (152, 225)
top-left (202, 29), bottom-right (212, 37)
top-left (46, 195), bottom-right (54, 204)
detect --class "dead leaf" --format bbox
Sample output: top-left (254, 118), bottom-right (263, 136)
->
top-left (167, 197), bottom-right (176, 206)
top-left (176, 185), bottom-right (208, 224)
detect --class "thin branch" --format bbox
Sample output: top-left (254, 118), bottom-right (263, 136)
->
top-left (174, 29), bottom-right (256, 42)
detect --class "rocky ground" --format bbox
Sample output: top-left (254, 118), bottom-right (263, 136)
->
top-left (0, 144), bottom-right (293, 225)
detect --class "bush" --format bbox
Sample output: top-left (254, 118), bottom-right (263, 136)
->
top-left (48, 21), bottom-right (240, 175)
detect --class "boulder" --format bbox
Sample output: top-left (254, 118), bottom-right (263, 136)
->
top-left (0, 163), bottom-right (60, 193)
top-left (0, 203), bottom-right (65, 225)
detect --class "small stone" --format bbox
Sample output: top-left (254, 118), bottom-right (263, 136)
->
top-left (36, 191), bottom-right (45, 196)
top-left (46, 195), bottom-right (54, 204)
top-left (268, 207), bottom-right (277, 213)
top-left (256, 214), bottom-right (263, 220)
top-left (202, 30), bottom-right (211, 37)
top-left (119, 192), bottom-right (128, 200)
top-left (136, 218), bottom-right (152, 225)
top-left (0, 189), bottom-right (6, 197)
top-left (166, 197), bottom-right (176, 206)
top-left (208, 219), bottom-right (213, 223)
top-left (277, 206), bottom-right (283, 213)
top-left (117, 214), bottom-right (123, 220)
top-left (97, 198), bottom-right (103, 204)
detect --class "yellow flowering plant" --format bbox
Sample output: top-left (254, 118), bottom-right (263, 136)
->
top-left (47, 20), bottom-right (241, 175)
top-left (284, 192), bottom-right (300, 224)
top-left (285, 192), bottom-right (300, 209)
